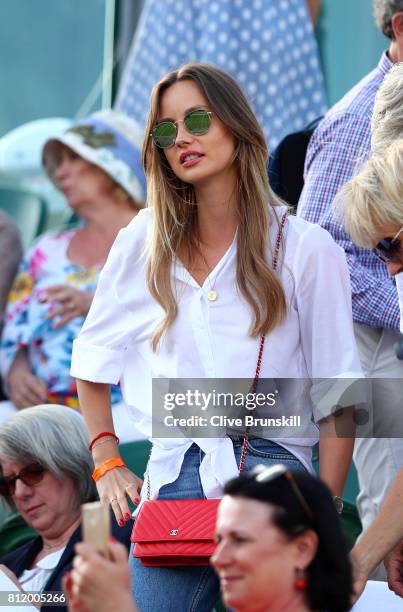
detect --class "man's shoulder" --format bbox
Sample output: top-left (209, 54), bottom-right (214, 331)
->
top-left (316, 54), bottom-right (392, 136)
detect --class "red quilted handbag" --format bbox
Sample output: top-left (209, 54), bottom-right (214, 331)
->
top-left (131, 213), bottom-right (287, 567)
top-left (131, 499), bottom-right (220, 566)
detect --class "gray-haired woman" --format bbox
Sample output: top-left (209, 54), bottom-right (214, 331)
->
top-left (0, 404), bottom-right (132, 612)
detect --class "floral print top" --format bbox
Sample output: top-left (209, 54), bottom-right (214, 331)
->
top-left (0, 230), bottom-right (121, 407)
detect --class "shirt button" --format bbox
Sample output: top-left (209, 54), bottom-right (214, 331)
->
top-left (207, 290), bottom-right (217, 301)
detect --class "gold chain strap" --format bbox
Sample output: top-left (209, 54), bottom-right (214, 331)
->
top-left (238, 211), bottom-right (287, 473)
top-left (146, 211), bottom-right (288, 497)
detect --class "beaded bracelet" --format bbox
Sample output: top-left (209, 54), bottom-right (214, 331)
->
top-left (89, 431), bottom-right (119, 452)
top-left (92, 457), bottom-right (126, 482)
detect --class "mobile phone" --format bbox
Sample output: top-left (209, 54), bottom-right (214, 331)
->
top-left (81, 501), bottom-right (111, 556)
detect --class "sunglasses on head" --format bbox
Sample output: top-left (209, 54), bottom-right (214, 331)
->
top-left (151, 109), bottom-right (213, 149)
top-left (0, 463), bottom-right (45, 497)
top-left (249, 464), bottom-right (314, 523)
top-left (373, 227), bottom-right (403, 264)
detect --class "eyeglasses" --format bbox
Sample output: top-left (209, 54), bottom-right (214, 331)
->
top-left (0, 463), bottom-right (46, 496)
top-left (151, 109), bottom-right (213, 149)
top-left (250, 464), bottom-right (314, 522)
top-left (373, 227), bottom-right (403, 264)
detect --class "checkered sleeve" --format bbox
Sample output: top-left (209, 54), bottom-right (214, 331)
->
top-left (297, 112), bottom-right (400, 330)
top-left (344, 251), bottom-right (400, 329)
top-left (298, 112), bottom-right (371, 225)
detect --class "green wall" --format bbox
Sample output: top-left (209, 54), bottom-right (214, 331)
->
top-left (0, 0), bottom-right (107, 137)
top-left (318, 0), bottom-right (389, 106)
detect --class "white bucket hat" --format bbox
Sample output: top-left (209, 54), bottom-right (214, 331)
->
top-left (42, 109), bottom-right (147, 204)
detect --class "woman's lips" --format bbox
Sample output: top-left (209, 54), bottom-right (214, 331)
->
top-left (220, 575), bottom-right (243, 587)
top-left (179, 151), bottom-right (204, 167)
top-left (25, 503), bottom-right (44, 515)
top-left (181, 156), bottom-right (203, 168)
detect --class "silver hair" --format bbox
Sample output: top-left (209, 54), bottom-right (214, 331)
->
top-left (373, 0), bottom-right (403, 38)
top-left (0, 405), bottom-right (97, 507)
top-left (372, 62), bottom-right (403, 153)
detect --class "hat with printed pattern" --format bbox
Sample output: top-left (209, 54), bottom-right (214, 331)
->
top-left (42, 109), bottom-right (147, 205)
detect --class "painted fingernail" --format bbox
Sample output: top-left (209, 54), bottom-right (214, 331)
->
top-left (118, 519), bottom-right (125, 526)
top-left (134, 498), bottom-right (140, 505)
top-left (109, 536), bottom-right (117, 543)
top-left (124, 513), bottom-right (131, 521)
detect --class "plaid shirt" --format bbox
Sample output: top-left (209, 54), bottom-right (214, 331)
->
top-left (297, 53), bottom-right (399, 330)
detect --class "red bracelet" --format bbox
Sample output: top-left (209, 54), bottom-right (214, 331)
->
top-left (89, 431), bottom-right (119, 452)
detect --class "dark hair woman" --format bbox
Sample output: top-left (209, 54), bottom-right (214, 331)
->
top-left (212, 464), bottom-right (353, 612)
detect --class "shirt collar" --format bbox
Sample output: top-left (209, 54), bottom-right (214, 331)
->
top-left (379, 50), bottom-right (393, 75)
top-left (172, 234), bottom-right (237, 286)
top-left (36, 547), bottom-right (65, 570)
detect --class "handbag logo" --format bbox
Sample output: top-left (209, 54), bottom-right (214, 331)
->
top-left (170, 529), bottom-right (179, 536)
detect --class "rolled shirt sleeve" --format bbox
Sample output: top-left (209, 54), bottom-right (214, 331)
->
top-left (293, 223), bottom-right (364, 422)
top-left (71, 220), bottom-right (144, 385)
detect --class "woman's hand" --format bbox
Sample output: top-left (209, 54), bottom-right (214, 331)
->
top-left (63, 571), bottom-right (89, 612)
top-left (41, 285), bottom-right (94, 329)
top-left (7, 350), bottom-right (48, 408)
top-left (91, 436), bottom-right (143, 526)
top-left (96, 465), bottom-right (143, 526)
top-left (69, 541), bottom-right (137, 612)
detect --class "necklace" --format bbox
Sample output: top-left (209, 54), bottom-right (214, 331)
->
top-left (197, 245), bottom-right (218, 301)
top-left (42, 541), bottom-right (66, 551)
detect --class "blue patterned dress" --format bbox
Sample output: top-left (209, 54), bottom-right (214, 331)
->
top-left (116, 0), bottom-right (327, 150)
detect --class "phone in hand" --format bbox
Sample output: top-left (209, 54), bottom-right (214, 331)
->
top-left (81, 501), bottom-right (111, 556)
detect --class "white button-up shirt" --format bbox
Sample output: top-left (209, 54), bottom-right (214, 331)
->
top-left (71, 206), bottom-right (363, 498)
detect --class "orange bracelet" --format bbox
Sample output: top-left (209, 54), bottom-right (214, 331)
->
top-left (92, 457), bottom-right (126, 482)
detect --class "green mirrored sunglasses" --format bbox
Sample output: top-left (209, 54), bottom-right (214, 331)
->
top-left (151, 109), bottom-right (213, 149)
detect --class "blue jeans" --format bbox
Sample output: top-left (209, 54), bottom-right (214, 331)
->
top-left (130, 439), bottom-right (307, 612)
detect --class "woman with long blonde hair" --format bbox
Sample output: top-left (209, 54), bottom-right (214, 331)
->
top-left (71, 63), bottom-right (362, 611)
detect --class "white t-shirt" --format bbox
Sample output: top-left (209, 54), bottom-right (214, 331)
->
top-left (71, 206), bottom-right (363, 498)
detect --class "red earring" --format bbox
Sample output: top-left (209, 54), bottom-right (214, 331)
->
top-left (294, 568), bottom-right (307, 591)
